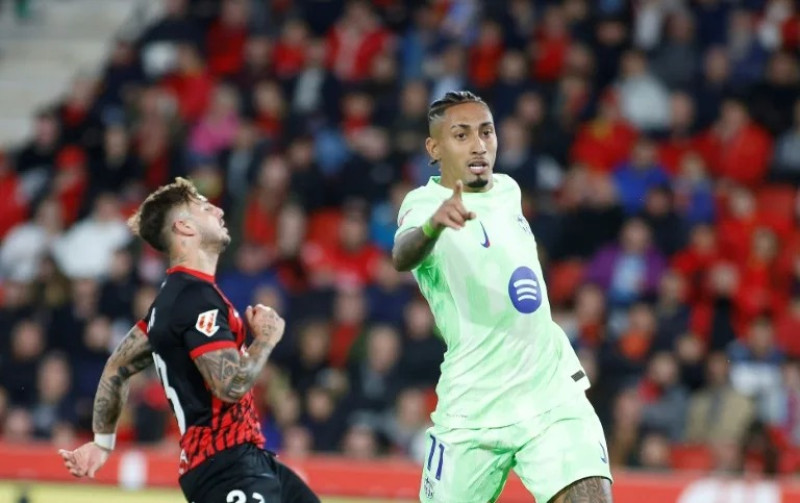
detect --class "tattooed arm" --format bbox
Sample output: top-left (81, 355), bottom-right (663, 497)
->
top-left (194, 340), bottom-right (275, 402)
top-left (93, 325), bottom-right (153, 434)
top-left (59, 325), bottom-right (152, 478)
top-left (193, 304), bottom-right (285, 403)
top-left (551, 477), bottom-right (613, 503)
top-left (392, 227), bottom-right (440, 272)
top-left (392, 180), bottom-right (475, 272)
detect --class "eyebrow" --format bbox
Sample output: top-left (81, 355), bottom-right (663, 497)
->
top-left (450, 121), bottom-right (495, 130)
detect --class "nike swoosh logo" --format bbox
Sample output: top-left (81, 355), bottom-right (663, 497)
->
top-left (479, 221), bottom-right (490, 248)
top-left (600, 441), bottom-right (608, 464)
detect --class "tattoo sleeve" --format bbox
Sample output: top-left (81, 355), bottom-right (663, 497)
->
top-left (193, 337), bottom-right (274, 403)
top-left (392, 227), bottom-right (438, 272)
top-left (552, 477), bottom-right (613, 503)
top-left (92, 326), bottom-right (153, 434)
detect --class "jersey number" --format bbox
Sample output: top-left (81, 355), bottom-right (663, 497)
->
top-left (427, 434), bottom-right (445, 480)
top-left (227, 490), bottom-right (265, 503)
top-left (152, 352), bottom-right (187, 435)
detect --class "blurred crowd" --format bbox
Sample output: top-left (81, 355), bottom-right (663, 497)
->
top-left (0, 0), bottom-right (800, 475)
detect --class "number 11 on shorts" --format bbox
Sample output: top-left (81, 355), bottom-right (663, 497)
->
top-left (427, 435), bottom-right (445, 480)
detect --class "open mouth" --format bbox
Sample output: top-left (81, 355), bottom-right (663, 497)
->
top-left (468, 160), bottom-right (489, 175)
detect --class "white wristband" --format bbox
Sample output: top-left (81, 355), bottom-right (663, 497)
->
top-left (94, 433), bottom-right (116, 451)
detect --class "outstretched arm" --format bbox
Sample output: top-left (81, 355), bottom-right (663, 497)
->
top-left (59, 325), bottom-right (153, 478)
top-left (392, 227), bottom-right (440, 272)
top-left (392, 180), bottom-right (476, 272)
top-left (93, 325), bottom-right (153, 434)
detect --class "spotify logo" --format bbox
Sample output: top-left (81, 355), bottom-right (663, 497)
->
top-left (508, 266), bottom-right (542, 314)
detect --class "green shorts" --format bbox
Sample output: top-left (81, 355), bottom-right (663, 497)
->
top-left (418, 393), bottom-right (612, 503)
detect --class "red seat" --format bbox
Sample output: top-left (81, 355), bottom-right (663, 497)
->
top-left (757, 185), bottom-right (797, 238)
top-left (306, 209), bottom-right (342, 249)
top-left (422, 387), bottom-right (438, 417)
top-left (757, 184), bottom-right (796, 218)
top-left (547, 260), bottom-right (586, 305)
top-left (670, 444), bottom-right (714, 471)
top-left (779, 447), bottom-right (800, 474)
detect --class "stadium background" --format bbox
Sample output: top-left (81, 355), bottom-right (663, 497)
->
top-left (0, 0), bottom-right (800, 501)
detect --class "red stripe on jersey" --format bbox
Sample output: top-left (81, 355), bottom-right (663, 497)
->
top-left (223, 411), bottom-right (235, 449)
top-left (166, 266), bottom-right (215, 283)
top-left (212, 395), bottom-right (225, 451)
top-left (189, 341), bottom-right (238, 360)
top-left (136, 319), bottom-right (148, 336)
top-left (211, 395), bottom-right (222, 429)
top-left (178, 392), bottom-right (265, 473)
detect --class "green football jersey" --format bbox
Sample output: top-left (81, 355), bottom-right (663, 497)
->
top-left (395, 174), bottom-right (589, 428)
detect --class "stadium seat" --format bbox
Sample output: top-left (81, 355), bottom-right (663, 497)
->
top-left (547, 260), bottom-right (586, 305)
top-left (670, 444), bottom-right (714, 471)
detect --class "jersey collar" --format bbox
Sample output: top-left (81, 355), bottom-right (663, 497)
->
top-left (166, 265), bottom-right (216, 283)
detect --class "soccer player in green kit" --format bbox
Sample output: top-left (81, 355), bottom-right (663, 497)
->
top-left (393, 91), bottom-right (613, 503)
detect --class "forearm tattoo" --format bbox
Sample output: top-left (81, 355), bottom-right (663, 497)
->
top-left (194, 338), bottom-right (274, 403)
top-left (93, 326), bottom-right (153, 434)
top-left (552, 477), bottom-right (613, 503)
top-left (392, 227), bottom-right (437, 272)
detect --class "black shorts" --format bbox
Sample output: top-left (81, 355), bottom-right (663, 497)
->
top-left (179, 443), bottom-right (320, 503)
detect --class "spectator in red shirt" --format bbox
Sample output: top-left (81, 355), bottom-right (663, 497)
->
top-left (273, 18), bottom-right (310, 81)
top-left (0, 151), bottom-right (28, 240)
top-left (531, 4), bottom-right (570, 83)
top-left (469, 20), bottom-right (504, 91)
top-left (325, 0), bottom-right (393, 82)
top-left (672, 224), bottom-right (721, 304)
top-left (776, 296), bottom-right (800, 358)
top-left (206, 0), bottom-right (249, 78)
top-left (53, 146), bottom-right (88, 225)
top-left (243, 155), bottom-right (290, 249)
top-left (733, 228), bottom-right (787, 330)
top-left (328, 286), bottom-right (368, 368)
top-left (302, 201), bottom-right (384, 290)
top-left (716, 186), bottom-right (763, 264)
top-left (57, 74), bottom-right (99, 146)
top-left (571, 90), bottom-right (638, 173)
top-left (252, 80), bottom-right (286, 143)
top-left (160, 43), bottom-right (214, 124)
top-left (339, 90), bottom-right (374, 140)
top-left (696, 98), bottom-right (773, 187)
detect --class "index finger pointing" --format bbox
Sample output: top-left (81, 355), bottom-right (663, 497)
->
top-left (452, 180), bottom-right (463, 200)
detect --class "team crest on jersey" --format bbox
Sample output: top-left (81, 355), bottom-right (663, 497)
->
top-left (195, 309), bottom-right (220, 336)
top-left (423, 476), bottom-right (434, 499)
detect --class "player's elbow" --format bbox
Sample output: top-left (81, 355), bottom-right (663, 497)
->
top-left (391, 248), bottom-right (410, 272)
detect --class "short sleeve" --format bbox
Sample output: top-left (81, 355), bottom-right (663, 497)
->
top-left (136, 313), bottom-right (150, 336)
top-left (174, 284), bottom-right (238, 359)
top-left (394, 189), bottom-right (441, 238)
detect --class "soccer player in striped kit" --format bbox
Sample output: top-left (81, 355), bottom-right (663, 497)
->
top-left (59, 178), bottom-right (319, 503)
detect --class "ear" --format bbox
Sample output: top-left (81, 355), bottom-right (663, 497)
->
top-left (425, 136), bottom-right (439, 165)
top-left (172, 216), bottom-right (196, 238)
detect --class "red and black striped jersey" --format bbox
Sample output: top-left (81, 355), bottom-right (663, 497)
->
top-left (137, 266), bottom-right (265, 475)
